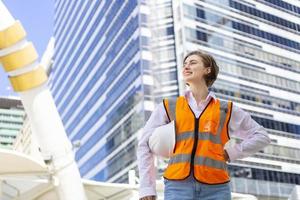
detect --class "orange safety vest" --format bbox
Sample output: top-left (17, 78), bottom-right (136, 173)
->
top-left (162, 95), bottom-right (233, 184)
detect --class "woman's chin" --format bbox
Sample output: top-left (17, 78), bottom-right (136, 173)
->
top-left (183, 77), bottom-right (195, 83)
top-left (184, 79), bottom-right (200, 87)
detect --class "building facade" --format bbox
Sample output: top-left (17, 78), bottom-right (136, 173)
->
top-left (13, 115), bottom-right (44, 162)
top-left (0, 97), bottom-right (24, 149)
top-left (52, 0), bottom-right (300, 199)
top-left (51, 0), bottom-right (148, 184)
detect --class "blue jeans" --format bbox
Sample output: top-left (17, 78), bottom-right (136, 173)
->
top-left (164, 174), bottom-right (231, 200)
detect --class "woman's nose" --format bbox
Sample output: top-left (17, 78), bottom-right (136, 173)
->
top-left (183, 64), bottom-right (190, 70)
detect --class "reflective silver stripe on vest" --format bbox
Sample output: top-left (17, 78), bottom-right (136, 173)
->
top-left (168, 154), bottom-right (191, 165)
top-left (216, 100), bottom-right (228, 136)
top-left (197, 132), bottom-right (221, 144)
top-left (177, 131), bottom-right (222, 144)
top-left (168, 97), bottom-right (177, 122)
top-left (194, 156), bottom-right (228, 170)
top-left (168, 154), bottom-right (227, 171)
top-left (176, 131), bottom-right (194, 141)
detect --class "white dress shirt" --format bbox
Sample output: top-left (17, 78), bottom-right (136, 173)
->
top-left (137, 89), bottom-right (271, 198)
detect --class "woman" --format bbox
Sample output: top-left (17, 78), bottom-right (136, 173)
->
top-left (137, 50), bottom-right (271, 200)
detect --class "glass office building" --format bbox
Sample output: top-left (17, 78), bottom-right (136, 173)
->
top-left (0, 97), bottom-right (24, 149)
top-left (51, 0), bottom-right (300, 199)
top-left (51, 0), bottom-right (152, 183)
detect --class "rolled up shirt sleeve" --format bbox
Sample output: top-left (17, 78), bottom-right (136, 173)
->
top-left (137, 102), bottom-right (169, 198)
top-left (225, 103), bottom-right (272, 162)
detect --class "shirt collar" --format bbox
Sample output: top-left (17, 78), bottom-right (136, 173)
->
top-left (184, 88), bottom-right (217, 102)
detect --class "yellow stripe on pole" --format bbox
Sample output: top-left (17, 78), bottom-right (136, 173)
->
top-left (0, 43), bottom-right (38, 72)
top-left (9, 67), bottom-right (48, 92)
top-left (0, 21), bottom-right (26, 49)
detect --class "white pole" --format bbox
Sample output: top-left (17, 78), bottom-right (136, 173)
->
top-left (0, 1), bottom-right (87, 199)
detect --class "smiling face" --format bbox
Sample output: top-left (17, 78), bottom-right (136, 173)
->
top-left (182, 54), bottom-right (211, 87)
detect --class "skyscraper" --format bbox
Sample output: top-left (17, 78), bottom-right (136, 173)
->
top-left (51, 1), bottom-right (300, 199)
top-left (51, 0), bottom-right (147, 184)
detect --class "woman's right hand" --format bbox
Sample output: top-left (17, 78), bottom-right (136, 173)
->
top-left (140, 196), bottom-right (156, 200)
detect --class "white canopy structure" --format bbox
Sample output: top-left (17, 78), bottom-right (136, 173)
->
top-left (0, 149), bottom-right (139, 200)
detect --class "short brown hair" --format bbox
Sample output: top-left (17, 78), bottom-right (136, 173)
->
top-left (183, 50), bottom-right (219, 87)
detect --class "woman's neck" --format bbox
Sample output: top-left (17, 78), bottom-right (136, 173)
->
top-left (189, 84), bottom-right (209, 103)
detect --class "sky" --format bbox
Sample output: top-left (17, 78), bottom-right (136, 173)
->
top-left (0, 0), bottom-right (53, 97)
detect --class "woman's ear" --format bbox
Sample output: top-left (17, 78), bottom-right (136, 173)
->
top-left (206, 67), bottom-right (211, 74)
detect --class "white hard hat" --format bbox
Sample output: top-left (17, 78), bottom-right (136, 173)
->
top-left (148, 120), bottom-right (176, 158)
